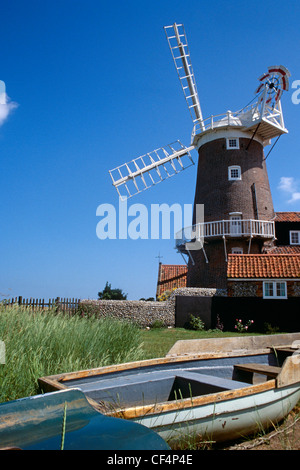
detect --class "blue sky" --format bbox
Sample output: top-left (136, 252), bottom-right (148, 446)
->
top-left (0, 0), bottom-right (299, 301)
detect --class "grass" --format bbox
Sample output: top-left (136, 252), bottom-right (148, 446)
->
top-left (0, 305), bottom-right (260, 402)
top-left (0, 305), bottom-right (264, 402)
top-left (0, 304), bottom-right (143, 402)
top-left (140, 327), bottom-right (259, 359)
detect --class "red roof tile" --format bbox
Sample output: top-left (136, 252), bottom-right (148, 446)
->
top-left (274, 212), bottom-right (300, 222)
top-left (227, 254), bottom-right (300, 279)
top-left (268, 246), bottom-right (300, 254)
top-left (156, 264), bottom-right (187, 298)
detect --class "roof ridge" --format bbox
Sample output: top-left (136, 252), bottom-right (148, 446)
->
top-left (160, 264), bottom-right (187, 267)
top-left (228, 253), bottom-right (300, 256)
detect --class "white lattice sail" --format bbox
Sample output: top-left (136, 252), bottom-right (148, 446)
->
top-left (109, 141), bottom-right (195, 200)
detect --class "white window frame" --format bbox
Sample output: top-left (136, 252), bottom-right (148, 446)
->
top-left (263, 281), bottom-right (287, 299)
top-left (290, 231), bottom-right (300, 245)
top-left (226, 138), bottom-right (239, 149)
top-left (232, 247), bottom-right (243, 254)
top-left (228, 165), bottom-right (241, 180)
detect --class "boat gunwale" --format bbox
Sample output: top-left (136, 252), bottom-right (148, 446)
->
top-left (38, 348), bottom-right (272, 387)
top-left (107, 380), bottom-right (277, 420)
top-left (38, 349), bottom-right (279, 415)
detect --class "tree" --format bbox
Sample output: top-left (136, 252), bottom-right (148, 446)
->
top-left (98, 282), bottom-right (127, 300)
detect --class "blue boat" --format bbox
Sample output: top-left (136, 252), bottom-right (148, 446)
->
top-left (0, 388), bottom-right (170, 450)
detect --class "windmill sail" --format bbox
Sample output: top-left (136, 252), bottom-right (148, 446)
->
top-left (164, 23), bottom-right (205, 131)
top-left (109, 141), bottom-right (195, 200)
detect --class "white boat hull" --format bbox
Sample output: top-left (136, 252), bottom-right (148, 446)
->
top-left (134, 383), bottom-right (300, 442)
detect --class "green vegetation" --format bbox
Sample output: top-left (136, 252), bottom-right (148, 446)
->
top-left (0, 304), bottom-right (260, 402)
top-left (140, 327), bottom-right (244, 359)
top-left (0, 304), bottom-right (142, 402)
top-left (98, 282), bottom-right (127, 300)
top-left (188, 314), bottom-right (206, 331)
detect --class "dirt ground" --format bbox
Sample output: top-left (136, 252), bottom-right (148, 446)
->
top-left (223, 406), bottom-right (300, 451)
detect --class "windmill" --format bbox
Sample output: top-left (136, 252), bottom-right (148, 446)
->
top-left (109, 23), bottom-right (291, 288)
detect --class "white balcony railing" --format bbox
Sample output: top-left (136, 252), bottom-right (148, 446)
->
top-left (175, 219), bottom-right (275, 249)
top-left (191, 100), bottom-right (287, 145)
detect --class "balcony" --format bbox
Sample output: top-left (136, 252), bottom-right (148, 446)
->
top-left (191, 102), bottom-right (288, 147)
top-left (175, 219), bottom-right (275, 251)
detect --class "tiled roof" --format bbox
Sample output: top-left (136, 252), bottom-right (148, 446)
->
top-left (227, 254), bottom-right (300, 279)
top-left (268, 246), bottom-right (300, 254)
top-left (156, 264), bottom-right (187, 298)
top-left (274, 212), bottom-right (300, 222)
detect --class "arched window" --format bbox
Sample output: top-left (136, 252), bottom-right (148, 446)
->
top-left (228, 165), bottom-right (241, 180)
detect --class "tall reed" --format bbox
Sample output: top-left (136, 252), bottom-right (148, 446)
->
top-left (0, 304), bottom-right (143, 402)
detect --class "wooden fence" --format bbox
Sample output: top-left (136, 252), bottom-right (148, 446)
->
top-left (2, 296), bottom-right (81, 314)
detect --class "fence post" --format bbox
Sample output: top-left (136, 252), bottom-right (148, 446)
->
top-left (55, 297), bottom-right (60, 313)
top-left (18, 296), bottom-right (22, 306)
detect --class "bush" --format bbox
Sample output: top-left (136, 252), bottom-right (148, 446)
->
top-left (151, 319), bottom-right (165, 329)
top-left (215, 314), bottom-right (224, 332)
top-left (157, 288), bottom-right (176, 302)
top-left (264, 322), bottom-right (280, 334)
top-left (234, 318), bottom-right (254, 333)
top-left (188, 314), bottom-right (205, 331)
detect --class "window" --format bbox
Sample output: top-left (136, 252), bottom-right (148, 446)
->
top-left (226, 138), bottom-right (239, 149)
top-left (290, 231), bottom-right (300, 245)
top-left (263, 281), bottom-right (287, 299)
top-left (232, 247), bottom-right (243, 254)
top-left (228, 165), bottom-right (241, 180)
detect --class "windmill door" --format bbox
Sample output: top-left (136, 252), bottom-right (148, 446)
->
top-left (230, 215), bottom-right (242, 235)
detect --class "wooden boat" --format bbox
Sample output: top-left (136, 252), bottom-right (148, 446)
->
top-left (0, 388), bottom-right (169, 450)
top-left (39, 333), bottom-right (300, 444)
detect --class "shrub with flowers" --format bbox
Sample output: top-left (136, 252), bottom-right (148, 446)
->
top-left (235, 318), bottom-right (254, 333)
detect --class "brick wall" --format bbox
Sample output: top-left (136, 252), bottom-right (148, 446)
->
top-left (192, 137), bottom-right (274, 223)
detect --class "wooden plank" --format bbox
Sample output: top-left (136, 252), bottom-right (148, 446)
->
top-left (167, 333), bottom-right (300, 356)
top-left (276, 356), bottom-right (300, 388)
top-left (234, 363), bottom-right (281, 378)
top-left (274, 347), bottom-right (298, 353)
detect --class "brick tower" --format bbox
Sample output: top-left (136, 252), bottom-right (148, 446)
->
top-left (186, 127), bottom-right (276, 289)
top-left (172, 60), bottom-right (291, 289)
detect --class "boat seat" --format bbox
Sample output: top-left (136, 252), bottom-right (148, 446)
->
top-left (76, 369), bottom-right (250, 406)
top-left (174, 371), bottom-right (250, 390)
top-left (273, 347), bottom-right (296, 353)
top-left (233, 363), bottom-right (281, 384)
